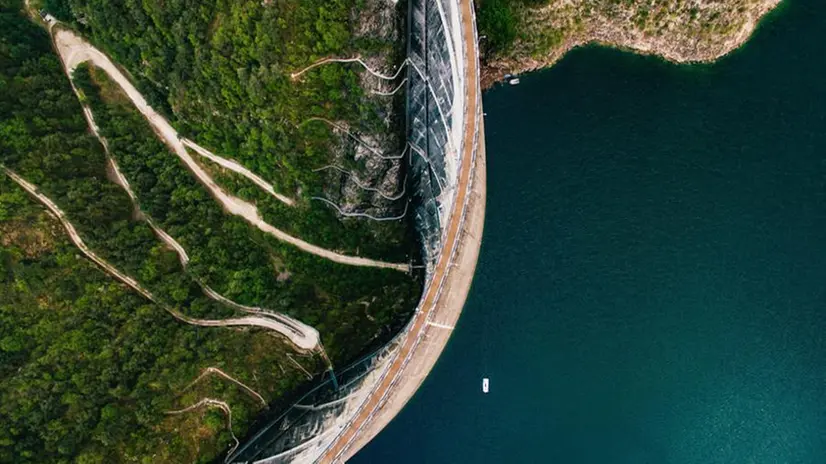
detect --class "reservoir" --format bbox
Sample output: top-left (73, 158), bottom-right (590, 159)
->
top-left (352, 0), bottom-right (826, 462)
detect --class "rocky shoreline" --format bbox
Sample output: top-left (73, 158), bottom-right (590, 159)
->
top-left (482, 0), bottom-right (782, 88)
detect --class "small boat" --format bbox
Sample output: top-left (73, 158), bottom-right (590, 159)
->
top-left (482, 378), bottom-right (489, 393)
top-left (509, 78), bottom-right (520, 86)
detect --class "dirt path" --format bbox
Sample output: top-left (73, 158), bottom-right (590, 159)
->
top-left (2, 167), bottom-right (320, 350)
top-left (183, 367), bottom-right (267, 406)
top-left (3, 166), bottom-right (155, 299)
top-left (316, 0), bottom-right (484, 460)
top-left (74, 86), bottom-right (321, 349)
top-left (181, 138), bottom-right (295, 206)
top-left (166, 398), bottom-right (240, 457)
top-left (291, 56), bottom-right (409, 95)
top-left (51, 28), bottom-right (408, 273)
top-left (291, 56), bottom-right (410, 81)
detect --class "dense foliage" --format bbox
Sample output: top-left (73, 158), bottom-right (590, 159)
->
top-left (0, 184), bottom-right (315, 462)
top-left (2, 2), bottom-right (237, 320)
top-left (0, 1), bottom-right (418, 462)
top-left (50, 0), bottom-right (415, 261)
top-left (0, 4), bottom-right (318, 462)
top-left (478, 0), bottom-right (519, 52)
top-left (73, 63), bottom-right (420, 360)
top-left (41, 0), bottom-right (422, 356)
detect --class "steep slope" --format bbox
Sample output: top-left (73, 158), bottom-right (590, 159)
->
top-left (0, 0), bottom-right (419, 461)
top-left (49, 0), bottom-right (415, 260)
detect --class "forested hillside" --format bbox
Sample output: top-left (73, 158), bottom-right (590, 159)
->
top-left (71, 62), bottom-right (420, 360)
top-left (0, 3), bottom-right (316, 462)
top-left (1, 0), bottom-right (419, 461)
top-left (48, 0), bottom-right (413, 260)
top-left (0, 182), bottom-right (314, 462)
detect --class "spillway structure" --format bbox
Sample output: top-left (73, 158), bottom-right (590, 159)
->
top-left (227, 0), bottom-right (483, 461)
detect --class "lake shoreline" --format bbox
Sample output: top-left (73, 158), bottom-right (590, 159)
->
top-left (481, 0), bottom-right (783, 88)
top-left (353, 0), bottom-right (826, 459)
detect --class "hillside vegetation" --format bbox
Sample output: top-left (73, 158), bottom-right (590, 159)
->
top-left (0, 0), bottom-right (418, 461)
top-left (478, 0), bottom-right (782, 86)
top-left (47, 0), bottom-right (413, 258)
top-left (70, 63), bottom-right (419, 360)
top-left (0, 179), bottom-right (322, 462)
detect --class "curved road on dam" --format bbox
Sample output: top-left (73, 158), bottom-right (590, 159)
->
top-left (317, 0), bottom-right (485, 460)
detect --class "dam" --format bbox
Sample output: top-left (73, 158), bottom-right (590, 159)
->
top-left (226, 0), bottom-right (485, 461)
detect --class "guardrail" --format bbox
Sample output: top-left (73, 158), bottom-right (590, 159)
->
top-left (229, 0), bottom-right (482, 460)
top-left (316, 0), bottom-right (483, 459)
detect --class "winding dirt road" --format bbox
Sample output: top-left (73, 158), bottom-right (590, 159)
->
top-left (51, 28), bottom-right (408, 273)
top-left (184, 367), bottom-right (267, 406)
top-left (3, 167), bottom-right (320, 350)
top-left (181, 138), bottom-right (295, 206)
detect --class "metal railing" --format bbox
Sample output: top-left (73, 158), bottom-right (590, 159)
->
top-left (318, 0), bottom-right (484, 460)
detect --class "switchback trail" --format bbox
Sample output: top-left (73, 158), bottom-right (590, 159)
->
top-left (181, 138), bottom-right (295, 206)
top-left (183, 367), bottom-right (267, 406)
top-left (166, 398), bottom-right (240, 457)
top-left (72, 95), bottom-right (321, 350)
top-left (50, 27), bottom-right (409, 273)
top-left (2, 167), bottom-right (320, 350)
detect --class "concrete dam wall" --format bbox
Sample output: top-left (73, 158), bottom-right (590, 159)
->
top-left (408, 0), bottom-right (467, 276)
top-left (226, 0), bottom-right (476, 461)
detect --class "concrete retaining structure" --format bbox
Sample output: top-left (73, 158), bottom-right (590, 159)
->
top-left (226, 0), bottom-right (484, 460)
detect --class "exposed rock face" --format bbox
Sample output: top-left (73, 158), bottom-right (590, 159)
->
top-left (482, 0), bottom-right (782, 87)
top-left (318, 0), bottom-right (407, 220)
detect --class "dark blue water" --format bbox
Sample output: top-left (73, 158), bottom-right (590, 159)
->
top-left (353, 1), bottom-right (826, 462)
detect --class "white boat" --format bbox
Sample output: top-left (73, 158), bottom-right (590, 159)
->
top-left (509, 78), bottom-right (520, 85)
top-left (482, 378), bottom-right (489, 393)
